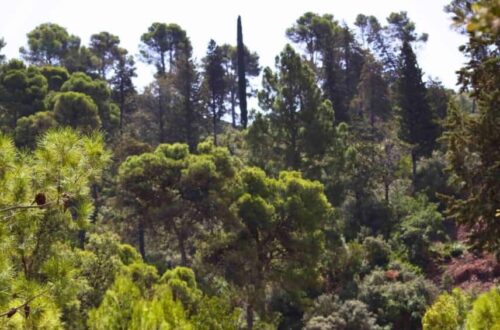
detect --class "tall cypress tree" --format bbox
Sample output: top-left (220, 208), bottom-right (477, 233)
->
top-left (396, 41), bottom-right (437, 184)
top-left (237, 16), bottom-right (248, 128)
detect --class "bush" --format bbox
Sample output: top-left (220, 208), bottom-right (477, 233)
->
top-left (422, 288), bottom-right (470, 330)
top-left (466, 287), bottom-right (500, 330)
top-left (363, 236), bottom-right (391, 268)
top-left (304, 294), bottom-right (380, 330)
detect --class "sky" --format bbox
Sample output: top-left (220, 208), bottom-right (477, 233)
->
top-left (0, 0), bottom-right (467, 91)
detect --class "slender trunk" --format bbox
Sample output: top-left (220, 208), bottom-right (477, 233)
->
top-left (178, 234), bottom-right (187, 266)
top-left (384, 182), bottom-right (390, 203)
top-left (212, 103), bottom-right (218, 145)
top-left (246, 303), bottom-right (254, 330)
top-left (231, 89), bottom-right (236, 128)
top-left (78, 230), bottom-right (86, 249)
top-left (411, 149), bottom-right (417, 190)
top-left (158, 87), bottom-right (165, 143)
top-left (119, 85), bottom-right (125, 134)
top-left (138, 217), bottom-right (146, 261)
top-left (90, 184), bottom-right (99, 223)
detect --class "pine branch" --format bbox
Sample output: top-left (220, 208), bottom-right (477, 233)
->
top-left (0, 202), bottom-right (55, 214)
top-left (0, 288), bottom-right (51, 318)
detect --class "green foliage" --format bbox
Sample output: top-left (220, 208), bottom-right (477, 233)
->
top-left (396, 41), bottom-right (438, 181)
top-left (391, 194), bottom-right (446, 267)
top-left (0, 60), bottom-right (48, 130)
top-left (466, 287), bottom-right (500, 330)
top-left (363, 236), bottom-right (391, 268)
top-left (422, 288), bottom-right (471, 330)
top-left (20, 23), bottom-right (79, 65)
top-left (254, 44), bottom-right (336, 171)
top-left (60, 72), bottom-right (119, 132)
top-left (118, 141), bottom-right (237, 262)
top-left (358, 265), bottom-right (438, 329)
top-left (53, 91), bottom-right (101, 132)
top-left (0, 129), bottom-right (110, 328)
top-left (39, 66), bottom-right (70, 91)
top-left (139, 22), bottom-right (191, 75)
top-left (15, 111), bottom-right (57, 148)
top-left (89, 265), bottom-right (239, 330)
top-left (205, 167), bottom-right (333, 326)
top-left (304, 294), bottom-right (380, 330)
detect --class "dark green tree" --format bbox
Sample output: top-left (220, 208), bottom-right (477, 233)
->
top-left (255, 45), bottom-right (335, 170)
top-left (170, 51), bottom-right (204, 150)
top-left (205, 168), bottom-right (332, 329)
top-left (0, 59), bottom-right (47, 130)
top-left (61, 72), bottom-right (119, 133)
top-left (220, 43), bottom-right (260, 128)
top-left (20, 23), bottom-right (80, 65)
top-left (53, 91), bottom-right (101, 132)
top-left (202, 39), bottom-right (227, 145)
top-left (351, 54), bottom-right (391, 129)
top-left (14, 111), bottom-right (57, 148)
top-left (237, 15), bottom-right (248, 128)
top-left (396, 41), bottom-right (437, 184)
top-left (89, 31), bottom-right (121, 80)
top-left (287, 13), bottom-right (364, 122)
top-left (442, 0), bottom-right (500, 253)
top-left (110, 48), bottom-right (136, 133)
top-left (39, 65), bottom-right (70, 91)
top-left (139, 23), bottom-right (190, 76)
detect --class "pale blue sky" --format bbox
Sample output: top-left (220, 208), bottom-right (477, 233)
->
top-left (0, 0), bottom-right (467, 91)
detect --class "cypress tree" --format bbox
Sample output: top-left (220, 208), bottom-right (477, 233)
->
top-left (396, 41), bottom-right (437, 185)
top-left (237, 16), bottom-right (248, 128)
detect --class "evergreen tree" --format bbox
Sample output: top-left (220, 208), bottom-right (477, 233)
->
top-left (19, 23), bottom-right (80, 66)
top-left (109, 48), bottom-right (136, 133)
top-left (351, 54), bottom-right (391, 129)
top-left (256, 45), bottom-right (335, 170)
top-left (220, 43), bottom-right (260, 128)
top-left (89, 31), bottom-right (121, 80)
top-left (0, 60), bottom-right (48, 130)
top-left (202, 39), bottom-right (227, 145)
top-left (442, 0), bottom-right (500, 252)
top-left (396, 41), bottom-right (437, 184)
top-left (237, 16), bottom-right (248, 128)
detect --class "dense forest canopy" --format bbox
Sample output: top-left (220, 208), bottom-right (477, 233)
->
top-left (0, 0), bottom-right (499, 329)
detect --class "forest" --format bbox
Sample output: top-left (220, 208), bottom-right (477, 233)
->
top-left (0, 0), bottom-right (498, 329)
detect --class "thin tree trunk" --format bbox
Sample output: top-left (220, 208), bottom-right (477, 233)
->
top-left (246, 303), bottom-right (254, 330)
top-left (119, 86), bottom-right (125, 135)
top-left (158, 87), bottom-right (165, 143)
top-left (231, 89), bottom-right (236, 128)
top-left (212, 105), bottom-right (218, 145)
top-left (138, 218), bottom-right (146, 261)
top-left (411, 149), bottom-right (417, 189)
top-left (384, 182), bottom-right (390, 203)
top-left (178, 234), bottom-right (187, 266)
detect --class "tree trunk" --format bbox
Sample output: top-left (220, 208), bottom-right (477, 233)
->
top-left (246, 303), bottom-right (254, 330)
top-left (119, 85), bottom-right (125, 135)
top-left (411, 149), bottom-right (417, 189)
top-left (231, 89), bottom-right (236, 128)
top-left (178, 232), bottom-right (188, 266)
top-left (212, 106), bottom-right (218, 146)
top-left (384, 182), bottom-right (390, 203)
top-left (138, 218), bottom-right (146, 261)
top-left (78, 230), bottom-right (86, 249)
top-left (158, 89), bottom-right (165, 143)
